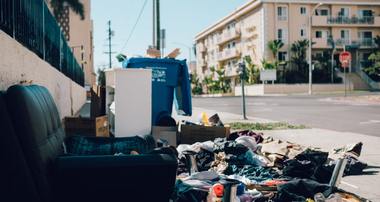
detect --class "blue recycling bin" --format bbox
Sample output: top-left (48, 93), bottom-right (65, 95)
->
top-left (122, 57), bottom-right (192, 126)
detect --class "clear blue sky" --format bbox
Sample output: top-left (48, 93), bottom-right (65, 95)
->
top-left (92, 0), bottom-right (248, 70)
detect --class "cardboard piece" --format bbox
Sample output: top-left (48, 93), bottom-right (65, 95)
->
top-left (95, 116), bottom-right (109, 137)
top-left (180, 124), bottom-right (230, 145)
top-left (64, 116), bottom-right (109, 137)
top-left (166, 48), bottom-right (180, 59)
top-left (146, 48), bottom-right (161, 58)
top-left (152, 126), bottom-right (177, 146)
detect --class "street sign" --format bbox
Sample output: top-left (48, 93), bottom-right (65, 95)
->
top-left (339, 51), bottom-right (351, 68)
top-left (339, 51), bottom-right (351, 97)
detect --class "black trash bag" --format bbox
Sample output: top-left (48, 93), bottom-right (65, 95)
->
top-left (324, 156), bottom-right (368, 177)
top-left (282, 149), bottom-right (330, 183)
top-left (274, 179), bottom-right (333, 202)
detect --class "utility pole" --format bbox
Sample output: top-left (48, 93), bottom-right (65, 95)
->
top-left (107, 20), bottom-right (113, 68)
top-left (156, 0), bottom-right (161, 51)
top-left (239, 62), bottom-right (248, 120)
top-left (152, 0), bottom-right (156, 48)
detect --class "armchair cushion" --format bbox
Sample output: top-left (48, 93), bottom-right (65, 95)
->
top-left (65, 135), bottom-right (156, 155)
top-left (53, 154), bottom-right (177, 202)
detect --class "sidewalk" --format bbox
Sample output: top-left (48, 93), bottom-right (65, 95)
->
top-left (175, 107), bottom-right (380, 201)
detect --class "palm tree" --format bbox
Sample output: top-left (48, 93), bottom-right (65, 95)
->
top-left (243, 56), bottom-right (259, 84)
top-left (50, 0), bottom-right (85, 20)
top-left (290, 39), bottom-right (310, 75)
top-left (374, 35), bottom-right (380, 51)
top-left (268, 40), bottom-right (284, 60)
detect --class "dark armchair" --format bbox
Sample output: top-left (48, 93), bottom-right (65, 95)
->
top-left (0, 85), bottom-right (177, 202)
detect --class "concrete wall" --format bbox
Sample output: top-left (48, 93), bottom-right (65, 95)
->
top-left (235, 83), bottom-right (353, 95)
top-left (67, 0), bottom-right (96, 87)
top-left (0, 31), bottom-right (86, 119)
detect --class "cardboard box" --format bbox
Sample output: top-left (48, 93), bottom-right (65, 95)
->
top-left (152, 126), bottom-right (177, 146)
top-left (95, 116), bottom-right (109, 137)
top-left (179, 124), bottom-right (230, 144)
top-left (64, 116), bottom-right (109, 137)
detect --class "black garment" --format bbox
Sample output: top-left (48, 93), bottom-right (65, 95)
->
top-left (213, 138), bottom-right (248, 155)
top-left (282, 149), bottom-right (330, 183)
top-left (275, 179), bottom-right (333, 202)
top-left (224, 165), bottom-right (280, 183)
top-left (324, 156), bottom-right (368, 177)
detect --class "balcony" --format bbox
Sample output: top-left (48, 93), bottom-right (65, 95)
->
top-left (351, 38), bottom-right (375, 48)
top-left (198, 43), bottom-right (206, 53)
top-left (217, 48), bottom-right (241, 62)
top-left (217, 27), bottom-right (241, 45)
top-left (312, 16), bottom-right (380, 27)
top-left (333, 38), bottom-right (375, 48)
top-left (335, 38), bottom-right (351, 47)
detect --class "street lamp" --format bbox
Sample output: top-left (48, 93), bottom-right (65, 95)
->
top-left (308, 3), bottom-right (323, 95)
top-left (172, 42), bottom-right (193, 67)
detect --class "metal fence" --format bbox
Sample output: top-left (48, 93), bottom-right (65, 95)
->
top-left (327, 16), bottom-right (375, 25)
top-left (0, 0), bottom-right (84, 86)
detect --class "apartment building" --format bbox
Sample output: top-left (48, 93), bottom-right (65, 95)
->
top-left (195, 0), bottom-right (380, 85)
top-left (55, 0), bottom-right (96, 87)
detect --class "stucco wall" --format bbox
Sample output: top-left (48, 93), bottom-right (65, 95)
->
top-left (0, 31), bottom-right (86, 119)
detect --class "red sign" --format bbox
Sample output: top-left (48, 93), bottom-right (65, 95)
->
top-left (339, 51), bottom-right (351, 68)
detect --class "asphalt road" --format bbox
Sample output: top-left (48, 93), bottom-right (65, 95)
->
top-left (192, 94), bottom-right (380, 137)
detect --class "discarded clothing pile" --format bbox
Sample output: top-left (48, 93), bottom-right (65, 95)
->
top-left (172, 130), bottom-right (369, 202)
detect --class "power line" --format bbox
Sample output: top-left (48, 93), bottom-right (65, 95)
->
top-left (119, 0), bottom-right (149, 53)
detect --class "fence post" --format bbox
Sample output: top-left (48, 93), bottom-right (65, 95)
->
top-left (42, 0), bottom-right (45, 60)
top-left (12, 0), bottom-right (15, 38)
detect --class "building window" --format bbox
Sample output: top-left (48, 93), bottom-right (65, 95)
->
top-left (339, 8), bottom-right (349, 17)
top-left (278, 29), bottom-right (283, 40)
top-left (278, 52), bottom-right (287, 61)
top-left (277, 7), bottom-right (288, 20)
top-left (315, 31), bottom-right (322, 38)
top-left (300, 7), bottom-right (307, 15)
top-left (359, 31), bottom-right (372, 39)
top-left (300, 28), bottom-right (306, 37)
top-left (341, 30), bottom-right (349, 39)
top-left (315, 9), bottom-right (329, 16)
top-left (360, 10), bottom-right (373, 17)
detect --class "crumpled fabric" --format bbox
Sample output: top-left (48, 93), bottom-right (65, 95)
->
top-left (213, 138), bottom-right (248, 155)
top-left (274, 179), bottom-right (334, 202)
top-left (235, 136), bottom-right (258, 152)
top-left (210, 152), bottom-right (229, 174)
top-left (228, 130), bottom-right (264, 144)
top-left (224, 165), bottom-right (280, 183)
top-left (229, 150), bottom-right (268, 167)
top-left (171, 180), bottom-right (208, 202)
top-left (177, 148), bottom-right (214, 174)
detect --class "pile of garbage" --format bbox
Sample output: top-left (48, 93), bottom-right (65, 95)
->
top-left (171, 129), bottom-right (368, 202)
